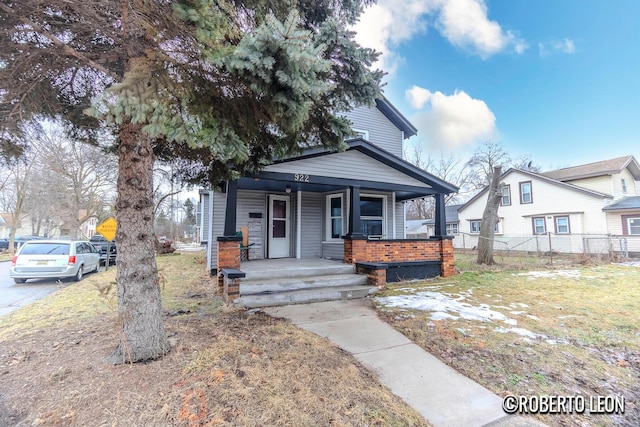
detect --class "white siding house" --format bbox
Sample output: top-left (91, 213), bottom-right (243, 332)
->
top-left (457, 155), bottom-right (640, 256)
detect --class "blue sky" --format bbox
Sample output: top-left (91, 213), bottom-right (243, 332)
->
top-left (352, 0), bottom-right (640, 170)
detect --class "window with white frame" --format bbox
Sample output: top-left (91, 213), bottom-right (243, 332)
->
top-left (628, 217), bottom-right (640, 235)
top-left (351, 128), bottom-right (369, 140)
top-left (532, 217), bottom-right (546, 234)
top-left (555, 216), bottom-right (570, 234)
top-left (326, 194), bottom-right (343, 240)
top-left (501, 184), bottom-right (511, 206)
top-left (360, 195), bottom-right (385, 237)
top-left (470, 220), bottom-right (481, 234)
top-left (446, 223), bottom-right (459, 235)
top-left (520, 181), bottom-right (532, 204)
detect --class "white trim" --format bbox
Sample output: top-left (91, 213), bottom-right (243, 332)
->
top-left (268, 194), bottom-right (290, 258)
top-left (206, 190), bottom-right (214, 272)
top-left (392, 192), bottom-right (397, 238)
top-left (296, 191), bottom-right (302, 258)
top-left (351, 128), bottom-right (369, 140)
top-left (325, 193), bottom-right (344, 241)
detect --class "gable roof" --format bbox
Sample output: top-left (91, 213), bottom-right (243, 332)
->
top-left (459, 168), bottom-right (612, 211)
top-left (423, 204), bottom-right (463, 224)
top-left (542, 155), bottom-right (640, 181)
top-left (602, 196), bottom-right (640, 211)
top-left (375, 96), bottom-right (418, 139)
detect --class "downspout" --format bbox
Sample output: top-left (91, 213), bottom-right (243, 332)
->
top-left (296, 190), bottom-right (302, 259)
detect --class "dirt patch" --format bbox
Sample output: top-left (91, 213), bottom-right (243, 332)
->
top-left (0, 268), bottom-right (427, 427)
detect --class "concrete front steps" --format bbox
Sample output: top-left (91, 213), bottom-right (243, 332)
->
top-left (233, 258), bottom-right (377, 308)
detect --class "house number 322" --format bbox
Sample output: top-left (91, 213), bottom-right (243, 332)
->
top-left (294, 174), bottom-right (310, 182)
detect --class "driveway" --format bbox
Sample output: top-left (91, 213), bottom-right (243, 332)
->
top-left (0, 260), bottom-right (70, 317)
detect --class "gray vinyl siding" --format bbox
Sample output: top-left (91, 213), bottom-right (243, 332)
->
top-left (199, 192), bottom-right (209, 243)
top-left (236, 190), bottom-right (268, 260)
top-left (395, 201), bottom-right (405, 239)
top-left (208, 191), bottom-right (226, 271)
top-left (300, 192), bottom-right (323, 258)
top-left (264, 150), bottom-right (429, 189)
top-left (322, 242), bottom-right (344, 259)
top-left (342, 106), bottom-right (404, 157)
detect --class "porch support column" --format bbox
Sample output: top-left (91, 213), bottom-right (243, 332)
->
top-left (296, 190), bottom-right (302, 259)
top-left (434, 193), bottom-right (447, 236)
top-left (223, 180), bottom-right (238, 237)
top-left (346, 185), bottom-right (363, 238)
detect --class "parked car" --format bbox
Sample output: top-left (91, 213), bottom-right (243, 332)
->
top-left (89, 235), bottom-right (117, 266)
top-left (9, 240), bottom-right (100, 284)
top-left (13, 235), bottom-right (44, 249)
top-left (0, 239), bottom-right (9, 251)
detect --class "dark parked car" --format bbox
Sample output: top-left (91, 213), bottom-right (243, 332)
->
top-left (0, 239), bottom-right (9, 251)
top-left (89, 235), bottom-right (117, 265)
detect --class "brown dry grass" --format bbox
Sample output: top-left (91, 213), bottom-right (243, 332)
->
top-left (374, 253), bottom-right (640, 427)
top-left (0, 252), bottom-right (427, 427)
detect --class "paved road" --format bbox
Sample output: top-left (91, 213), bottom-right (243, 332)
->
top-left (0, 260), bottom-right (70, 317)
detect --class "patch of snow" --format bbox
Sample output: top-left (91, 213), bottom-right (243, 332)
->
top-left (503, 318), bottom-right (518, 326)
top-left (526, 315), bottom-right (540, 321)
top-left (515, 270), bottom-right (581, 279)
top-left (509, 303), bottom-right (530, 308)
top-left (510, 311), bottom-right (525, 315)
top-left (495, 326), bottom-right (541, 339)
top-left (431, 312), bottom-right (458, 321)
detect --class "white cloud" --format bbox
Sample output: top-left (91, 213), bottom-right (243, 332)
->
top-left (539, 38), bottom-right (576, 57)
top-left (436, 0), bottom-right (528, 59)
top-left (352, 0), bottom-right (526, 73)
top-left (406, 86), bottom-right (497, 149)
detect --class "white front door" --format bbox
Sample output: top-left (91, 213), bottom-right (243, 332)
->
top-left (268, 195), bottom-right (290, 258)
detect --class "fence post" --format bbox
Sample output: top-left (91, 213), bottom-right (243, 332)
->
top-left (548, 232), bottom-right (553, 265)
top-left (608, 233), bottom-right (613, 260)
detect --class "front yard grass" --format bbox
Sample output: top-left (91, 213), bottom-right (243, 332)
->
top-left (374, 253), bottom-right (639, 426)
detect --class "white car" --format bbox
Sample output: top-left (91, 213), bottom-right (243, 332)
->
top-left (10, 240), bottom-right (100, 284)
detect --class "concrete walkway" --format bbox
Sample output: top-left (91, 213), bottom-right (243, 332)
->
top-left (264, 299), bottom-right (546, 427)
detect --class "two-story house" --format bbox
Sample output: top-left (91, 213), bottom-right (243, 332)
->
top-left (457, 155), bottom-right (640, 256)
top-left (200, 97), bottom-right (459, 305)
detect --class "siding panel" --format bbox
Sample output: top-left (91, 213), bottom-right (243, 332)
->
top-left (342, 106), bottom-right (404, 156)
top-left (300, 192), bottom-right (323, 258)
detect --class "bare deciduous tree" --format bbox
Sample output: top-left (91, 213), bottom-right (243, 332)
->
top-left (476, 166), bottom-right (503, 265)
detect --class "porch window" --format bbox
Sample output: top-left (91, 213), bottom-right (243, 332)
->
top-left (555, 216), bottom-right (570, 234)
top-left (532, 217), bottom-right (546, 234)
top-left (360, 195), bottom-right (385, 237)
top-left (326, 194), bottom-right (343, 240)
top-left (628, 217), bottom-right (640, 235)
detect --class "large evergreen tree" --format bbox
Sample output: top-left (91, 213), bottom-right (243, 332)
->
top-left (0, 0), bottom-right (382, 363)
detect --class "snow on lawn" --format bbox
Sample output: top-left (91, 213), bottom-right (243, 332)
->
top-left (376, 288), bottom-right (545, 341)
top-left (513, 270), bottom-right (581, 279)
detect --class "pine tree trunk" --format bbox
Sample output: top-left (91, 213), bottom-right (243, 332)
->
top-left (106, 122), bottom-right (168, 364)
top-left (476, 166), bottom-right (503, 265)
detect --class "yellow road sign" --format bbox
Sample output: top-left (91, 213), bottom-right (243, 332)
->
top-left (96, 217), bottom-right (117, 241)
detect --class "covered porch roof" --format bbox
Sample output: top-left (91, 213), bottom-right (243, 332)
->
top-left (237, 139), bottom-right (458, 201)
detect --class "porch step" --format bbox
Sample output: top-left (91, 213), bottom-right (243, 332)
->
top-left (234, 285), bottom-right (377, 308)
top-left (241, 273), bottom-right (368, 295)
top-left (241, 262), bottom-right (355, 281)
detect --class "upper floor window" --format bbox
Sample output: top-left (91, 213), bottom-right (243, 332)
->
top-left (520, 181), bottom-right (533, 204)
top-left (555, 216), bottom-right (570, 234)
top-left (532, 217), bottom-right (546, 234)
top-left (351, 128), bottom-right (369, 141)
top-left (621, 178), bottom-right (628, 193)
top-left (501, 185), bottom-right (511, 206)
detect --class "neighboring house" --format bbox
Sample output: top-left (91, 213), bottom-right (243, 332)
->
top-left (457, 155), bottom-right (640, 256)
top-left (200, 97), bottom-right (459, 303)
top-left (422, 204), bottom-right (463, 238)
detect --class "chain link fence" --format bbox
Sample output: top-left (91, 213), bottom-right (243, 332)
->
top-left (451, 232), bottom-right (638, 261)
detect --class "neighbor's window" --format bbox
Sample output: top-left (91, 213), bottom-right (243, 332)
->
top-left (326, 194), bottom-right (343, 240)
top-left (360, 195), bottom-right (385, 237)
top-left (446, 223), bottom-right (459, 235)
top-left (501, 184), bottom-right (511, 206)
top-left (470, 220), bottom-right (481, 234)
top-left (621, 178), bottom-right (628, 193)
top-left (532, 217), bottom-right (546, 234)
top-left (555, 216), bottom-right (570, 234)
top-left (520, 181), bottom-right (532, 204)
top-left (628, 217), bottom-right (640, 235)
